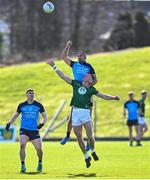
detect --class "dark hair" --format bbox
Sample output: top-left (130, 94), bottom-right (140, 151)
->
top-left (141, 90), bottom-right (147, 94)
top-left (26, 89), bottom-right (34, 94)
top-left (128, 91), bottom-right (134, 95)
top-left (78, 51), bottom-right (87, 59)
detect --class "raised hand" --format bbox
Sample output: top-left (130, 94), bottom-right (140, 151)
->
top-left (114, 96), bottom-right (120, 100)
top-left (66, 41), bottom-right (72, 48)
top-left (47, 59), bottom-right (55, 67)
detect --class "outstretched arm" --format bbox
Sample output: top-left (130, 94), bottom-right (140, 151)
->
top-left (95, 92), bottom-right (120, 100)
top-left (61, 41), bottom-right (73, 66)
top-left (8, 112), bottom-right (20, 124)
top-left (5, 112), bottom-right (20, 131)
top-left (47, 59), bottom-right (72, 84)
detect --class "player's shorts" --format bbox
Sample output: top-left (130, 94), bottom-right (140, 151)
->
top-left (138, 116), bottom-right (147, 125)
top-left (20, 128), bottom-right (40, 140)
top-left (127, 119), bottom-right (139, 126)
top-left (72, 107), bottom-right (91, 126)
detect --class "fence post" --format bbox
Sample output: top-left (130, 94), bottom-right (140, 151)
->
top-left (42, 100), bottom-right (66, 140)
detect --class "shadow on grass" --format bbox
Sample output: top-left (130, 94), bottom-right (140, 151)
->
top-left (19, 172), bottom-right (47, 175)
top-left (67, 173), bottom-right (96, 178)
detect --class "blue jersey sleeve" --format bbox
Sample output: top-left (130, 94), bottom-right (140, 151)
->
top-left (70, 61), bottom-right (75, 68)
top-left (39, 103), bottom-right (45, 113)
top-left (124, 102), bottom-right (127, 108)
top-left (92, 87), bottom-right (99, 95)
top-left (86, 63), bottom-right (95, 74)
top-left (71, 80), bottom-right (75, 86)
top-left (17, 104), bottom-right (21, 113)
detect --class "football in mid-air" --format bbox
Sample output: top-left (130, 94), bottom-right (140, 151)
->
top-left (43, 2), bottom-right (54, 13)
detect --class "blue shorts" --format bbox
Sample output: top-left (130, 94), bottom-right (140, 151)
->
top-left (20, 128), bottom-right (40, 140)
top-left (127, 119), bottom-right (138, 126)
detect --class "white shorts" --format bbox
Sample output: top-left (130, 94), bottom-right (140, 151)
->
top-left (71, 108), bottom-right (91, 126)
top-left (138, 117), bottom-right (147, 125)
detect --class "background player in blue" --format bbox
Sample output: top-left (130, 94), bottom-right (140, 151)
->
top-left (5, 89), bottom-right (47, 173)
top-left (124, 92), bottom-right (141, 146)
top-left (60, 40), bottom-right (97, 146)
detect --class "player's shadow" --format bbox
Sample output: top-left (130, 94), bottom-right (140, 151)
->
top-left (20, 172), bottom-right (47, 175)
top-left (67, 173), bottom-right (96, 178)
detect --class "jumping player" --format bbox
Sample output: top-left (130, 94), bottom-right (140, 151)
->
top-left (47, 59), bottom-right (119, 168)
top-left (60, 41), bottom-right (97, 147)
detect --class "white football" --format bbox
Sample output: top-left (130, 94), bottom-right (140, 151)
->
top-left (43, 2), bottom-right (54, 13)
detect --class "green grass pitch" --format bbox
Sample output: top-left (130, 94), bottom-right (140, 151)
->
top-left (0, 47), bottom-right (150, 137)
top-left (0, 141), bottom-right (150, 179)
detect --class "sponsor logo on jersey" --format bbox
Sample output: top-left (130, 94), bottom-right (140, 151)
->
top-left (24, 112), bottom-right (36, 118)
top-left (78, 87), bottom-right (87, 95)
top-left (77, 67), bottom-right (89, 74)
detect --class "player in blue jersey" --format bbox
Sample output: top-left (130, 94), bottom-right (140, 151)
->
top-left (5, 89), bottom-right (47, 173)
top-left (60, 41), bottom-right (97, 147)
top-left (124, 92), bottom-right (141, 146)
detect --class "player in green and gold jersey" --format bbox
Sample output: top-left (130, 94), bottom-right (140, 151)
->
top-left (139, 90), bottom-right (148, 138)
top-left (47, 59), bottom-right (120, 168)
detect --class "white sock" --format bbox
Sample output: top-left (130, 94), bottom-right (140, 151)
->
top-left (84, 153), bottom-right (89, 159)
top-left (91, 149), bottom-right (95, 154)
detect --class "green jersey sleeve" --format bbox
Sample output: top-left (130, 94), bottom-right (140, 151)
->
top-left (71, 80), bottom-right (81, 87)
top-left (92, 87), bottom-right (99, 95)
top-left (71, 80), bottom-right (75, 86)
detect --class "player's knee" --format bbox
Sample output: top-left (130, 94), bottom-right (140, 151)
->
top-left (37, 147), bottom-right (43, 154)
top-left (87, 134), bottom-right (94, 142)
top-left (129, 129), bottom-right (132, 134)
top-left (75, 132), bottom-right (82, 139)
top-left (20, 142), bottom-right (26, 149)
top-left (145, 126), bottom-right (148, 131)
top-left (39, 149), bottom-right (43, 155)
